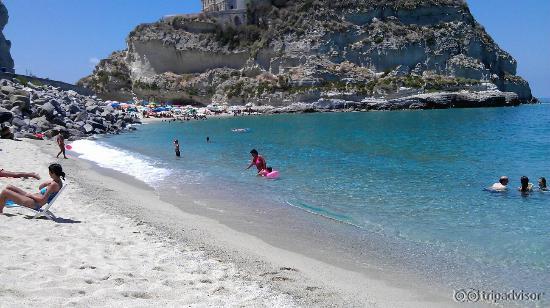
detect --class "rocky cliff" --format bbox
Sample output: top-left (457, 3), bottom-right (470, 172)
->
top-left (0, 1), bottom-right (14, 73)
top-left (79, 0), bottom-right (534, 109)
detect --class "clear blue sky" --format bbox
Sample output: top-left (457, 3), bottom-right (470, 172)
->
top-left (2, 0), bottom-right (549, 97)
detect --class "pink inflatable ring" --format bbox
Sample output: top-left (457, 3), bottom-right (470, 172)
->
top-left (266, 171), bottom-right (280, 179)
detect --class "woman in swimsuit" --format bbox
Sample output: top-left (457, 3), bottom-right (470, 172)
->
top-left (246, 149), bottom-right (267, 175)
top-left (0, 164), bottom-right (65, 214)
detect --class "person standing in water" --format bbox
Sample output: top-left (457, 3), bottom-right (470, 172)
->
top-left (174, 139), bottom-right (181, 157)
top-left (246, 149), bottom-right (266, 174)
top-left (206, 136), bottom-right (210, 143)
top-left (56, 132), bottom-right (67, 159)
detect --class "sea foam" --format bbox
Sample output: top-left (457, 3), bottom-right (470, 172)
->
top-left (70, 139), bottom-right (171, 187)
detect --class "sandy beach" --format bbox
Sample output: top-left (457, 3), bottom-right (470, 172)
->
top-left (0, 138), bottom-right (460, 307)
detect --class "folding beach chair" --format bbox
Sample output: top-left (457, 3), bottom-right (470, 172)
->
top-left (6, 184), bottom-right (67, 220)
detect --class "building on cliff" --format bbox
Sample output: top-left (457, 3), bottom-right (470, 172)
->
top-left (201, 0), bottom-right (248, 26)
top-left (202, 0), bottom-right (247, 12)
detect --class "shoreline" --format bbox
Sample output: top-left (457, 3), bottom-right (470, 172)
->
top-left (46, 141), bottom-right (464, 306)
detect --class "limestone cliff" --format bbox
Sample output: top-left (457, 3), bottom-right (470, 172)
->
top-left (79, 0), bottom-right (534, 108)
top-left (0, 1), bottom-right (14, 73)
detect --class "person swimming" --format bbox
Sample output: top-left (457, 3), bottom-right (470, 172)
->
top-left (538, 177), bottom-right (547, 191)
top-left (490, 176), bottom-right (509, 191)
top-left (0, 163), bottom-right (65, 214)
top-left (246, 149), bottom-right (267, 174)
top-left (519, 176), bottom-right (533, 193)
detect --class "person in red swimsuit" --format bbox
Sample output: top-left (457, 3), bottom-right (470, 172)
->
top-left (246, 149), bottom-right (266, 175)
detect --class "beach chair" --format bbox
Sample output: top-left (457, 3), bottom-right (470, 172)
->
top-left (6, 184), bottom-right (67, 220)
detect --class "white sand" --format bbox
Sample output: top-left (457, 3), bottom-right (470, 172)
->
top-left (0, 138), bottom-right (460, 307)
top-left (0, 139), bottom-right (296, 307)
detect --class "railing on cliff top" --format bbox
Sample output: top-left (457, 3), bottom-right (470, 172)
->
top-left (0, 72), bottom-right (94, 96)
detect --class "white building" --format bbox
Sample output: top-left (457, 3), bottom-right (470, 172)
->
top-left (201, 0), bottom-right (249, 26)
top-left (202, 0), bottom-right (247, 13)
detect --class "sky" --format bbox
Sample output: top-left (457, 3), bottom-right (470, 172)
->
top-left (2, 0), bottom-right (549, 97)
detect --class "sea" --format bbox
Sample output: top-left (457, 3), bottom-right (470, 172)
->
top-left (72, 104), bottom-right (550, 302)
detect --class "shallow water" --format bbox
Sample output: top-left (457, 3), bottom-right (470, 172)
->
top-left (72, 105), bottom-right (550, 297)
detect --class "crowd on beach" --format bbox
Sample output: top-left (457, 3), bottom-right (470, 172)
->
top-left (490, 176), bottom-right (547, 193)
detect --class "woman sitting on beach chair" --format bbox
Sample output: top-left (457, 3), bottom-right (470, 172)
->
top-left (0, 164), bottom-right (65, 214)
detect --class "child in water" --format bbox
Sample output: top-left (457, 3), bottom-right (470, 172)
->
top-left (259, 167), bottom-right (273, 177)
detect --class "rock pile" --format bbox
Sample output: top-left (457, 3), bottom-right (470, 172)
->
top-left (0, 78), bottom-right (140, 140)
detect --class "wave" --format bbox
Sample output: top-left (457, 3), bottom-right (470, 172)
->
top-left (69, 139), bottom-right (171, 187)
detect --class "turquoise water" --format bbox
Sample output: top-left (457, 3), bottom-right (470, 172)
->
top-left (77, 105), bottom-right (550, 293)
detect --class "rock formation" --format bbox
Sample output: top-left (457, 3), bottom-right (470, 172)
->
top-left (0, 1), bottom-right (14, 73)
top-left (0, 77), bottom-right (140, 140)
top-left (80, 0), bottom-right (535, 110)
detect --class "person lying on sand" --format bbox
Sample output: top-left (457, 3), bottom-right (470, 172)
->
top-left (0, 164), bottom-right (65, 214)
top-left (0, 168), bottom-right (40, 180)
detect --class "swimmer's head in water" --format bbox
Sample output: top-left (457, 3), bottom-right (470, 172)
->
top-left (267, 167), bottom-right (273, 173)
top-left (539, 177), bottom-right (547, 188)
top-left (520, 176), bottom-right (530, 191)
top-left (499, 176), bottom-right (509, 185)
top-left (250, 149), bottom-right (258, 157)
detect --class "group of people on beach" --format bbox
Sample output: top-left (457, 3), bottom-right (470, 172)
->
top-left (490, 176), bottom-right (547, 193)
top-left (0, 164), bottom-right (66, 214)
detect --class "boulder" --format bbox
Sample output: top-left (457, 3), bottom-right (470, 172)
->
top-left (83, 123), bottom-right (94, 133)
top-left (87, 119), bottom-right (106, 131)
top-left (86, 105), bottom-right (98, 113)
top-left (11, 117), bottom-right (26, 128)
top-left (29, 116), bottom-right (53, 131)
top-left (10, 94), bottom-right (30, 110)
top-left (39, 101), bottom-right (57, 117)
top-left (74, 111), bottom-right (87, 122)
top-left (0, 85), bottom-right (14, 95)
top-left (67, 103), bottom-right (80, 114)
